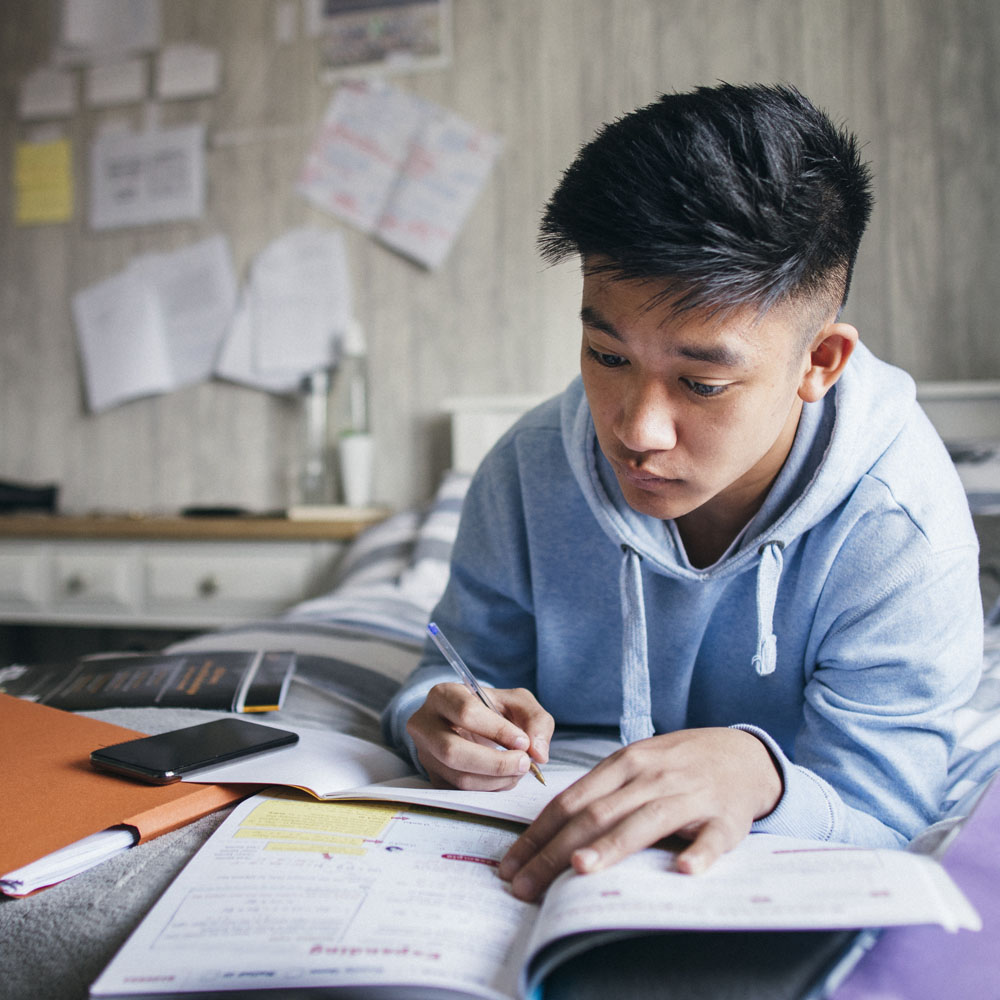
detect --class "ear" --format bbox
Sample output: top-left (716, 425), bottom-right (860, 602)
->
top-left (798, 323), bottom-right (858, 403)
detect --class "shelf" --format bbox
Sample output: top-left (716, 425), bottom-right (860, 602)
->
top-left (0, 509), bottom-right (389, 543)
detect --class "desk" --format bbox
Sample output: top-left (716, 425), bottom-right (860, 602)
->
top-left (0, 511), bottom-right (385, 632)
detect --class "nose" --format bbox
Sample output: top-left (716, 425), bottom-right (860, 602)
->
top-left (614, 379), bottom-right (678, 455)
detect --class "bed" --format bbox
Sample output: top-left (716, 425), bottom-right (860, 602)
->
top-left (3, 390), bottom-right (1000, 1000)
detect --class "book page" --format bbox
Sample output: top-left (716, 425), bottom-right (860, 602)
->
top-left (520, 834), bottom-right (981, 996)
top-left (91, 790), bottom-right (538, 1000)
top-left (184, 732), bottom-right (608, 823)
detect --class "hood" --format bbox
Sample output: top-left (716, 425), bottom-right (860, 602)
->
top-left (560, 342), bottom-right (916, 743)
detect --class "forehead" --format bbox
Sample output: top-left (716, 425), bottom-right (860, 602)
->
top-left (580, 271), bottom-right (809, 361)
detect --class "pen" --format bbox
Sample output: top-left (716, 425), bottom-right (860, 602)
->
top-left (427, 622), bottom-right (545, 785)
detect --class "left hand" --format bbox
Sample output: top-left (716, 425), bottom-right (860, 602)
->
top-left (497, 727), bottom-right (783, 901)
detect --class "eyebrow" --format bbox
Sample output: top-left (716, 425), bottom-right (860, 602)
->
top-left (580, 305), bottom-right (749, 368)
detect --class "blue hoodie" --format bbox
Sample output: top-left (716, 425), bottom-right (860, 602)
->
top-left (383, 343), bottom-right (983, 848)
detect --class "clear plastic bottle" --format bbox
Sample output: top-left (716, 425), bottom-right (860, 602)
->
top-left (298, 367), bottom-right (334, 505)
top-left (331, 322), bottom-right (374, 507)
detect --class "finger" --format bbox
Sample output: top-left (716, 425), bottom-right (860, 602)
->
top-left (490, 689), bottom-right (555, 763)
top-left (569, 796), bottom-right (694, 876)
top-left (673, 818), bottom-right (738, 875)
top-left (501, 783), bottom-right (643, 901)
top-left (429, 683), bottom-right (533, 752)
top-left (415, 725), bottom-right (534, 788)
top-left (498, 751), bottom-right (634, 877)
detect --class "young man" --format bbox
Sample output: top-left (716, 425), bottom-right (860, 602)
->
top-left (382, 83), bottom-right (983, 902)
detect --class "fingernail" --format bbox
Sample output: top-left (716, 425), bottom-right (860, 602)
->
top-left (574, 848), bottom-right (600, 872)
top-left (531, 736), bottom-right (549, 761)
top-left (498, 855), bottom-right (519, 880)
top-left (680, 853), bottom-right (705, 875)
top-left (516, 754), bottom-right (531, 773)
top-left (511, 873), bottom-right (535, 900)
top-left (512, 734), bottom-right (530, 750)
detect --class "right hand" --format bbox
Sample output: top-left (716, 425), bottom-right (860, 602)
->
top-left (406, 683), bottom-right (554, 790)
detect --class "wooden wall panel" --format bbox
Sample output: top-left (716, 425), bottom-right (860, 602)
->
top-left (0, 0), bottom-right (997, 514)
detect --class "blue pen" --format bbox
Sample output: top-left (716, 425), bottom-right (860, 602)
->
top-left (427, 622), bottom-right (545, 784)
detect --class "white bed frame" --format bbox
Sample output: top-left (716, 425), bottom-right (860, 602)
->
top-left (444, 394), bottom-right (547, 475)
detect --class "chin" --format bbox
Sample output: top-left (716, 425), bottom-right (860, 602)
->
top-left (617, 479), bottom-right (701, 521)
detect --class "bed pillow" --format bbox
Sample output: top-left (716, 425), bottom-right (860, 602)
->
top-left (942, 618), bottom-right (1000, 814)
top-left (282, 472), bottom-right (471, 644)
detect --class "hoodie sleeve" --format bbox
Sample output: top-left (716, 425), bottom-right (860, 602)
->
top-left (743, 500), bottom-right (983, 848)
top-left (382, 438), bottom-right (538, 769)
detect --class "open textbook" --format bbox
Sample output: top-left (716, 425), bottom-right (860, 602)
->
top-left (91, 784), bottom-right (979, 1000)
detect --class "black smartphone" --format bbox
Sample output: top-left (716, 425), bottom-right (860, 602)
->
top-left (90, 718), bottom-right (299, 784)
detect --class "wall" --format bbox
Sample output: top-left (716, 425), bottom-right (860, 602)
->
top-left (1, 0), bottom-right (998, 514)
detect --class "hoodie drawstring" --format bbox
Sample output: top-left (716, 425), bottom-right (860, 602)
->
top-left (752, 541), bottom-right (784, 676)
top-left (619, 545), bottom-right (654, 744)
top-left (617, 540), bottom-right (784, 744)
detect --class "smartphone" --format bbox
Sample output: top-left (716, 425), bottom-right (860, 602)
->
top-left (90, 718), bottom-right (299, 784)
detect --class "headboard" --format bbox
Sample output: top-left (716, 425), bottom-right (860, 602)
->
top-left (444, 395), bottom-right (547, 475)
top-left (917, 380), bottom-right (1000, 442)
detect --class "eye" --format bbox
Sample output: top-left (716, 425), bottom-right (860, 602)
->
top-left (585, 346), bottom-right (628, 369)
top-left (681, 377), bottom-right (729, 398)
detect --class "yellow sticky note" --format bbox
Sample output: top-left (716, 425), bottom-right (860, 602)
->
top-left (14, 138), bottom-right (74, 224)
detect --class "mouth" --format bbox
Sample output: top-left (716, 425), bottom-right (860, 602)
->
top-left (613, 460), bottom-right (680, 489)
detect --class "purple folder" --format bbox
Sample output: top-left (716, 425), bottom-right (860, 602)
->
top-left (830, 774), bottom-right (999, 999)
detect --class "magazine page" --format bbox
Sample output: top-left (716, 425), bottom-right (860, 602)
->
top-left (91, 790), bottom-right (539, 1000)
top-left (520, 834), bottom-right (982, 997)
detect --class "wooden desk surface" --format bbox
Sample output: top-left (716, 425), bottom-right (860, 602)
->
top-left (0, 509), bottom-right (389, 542)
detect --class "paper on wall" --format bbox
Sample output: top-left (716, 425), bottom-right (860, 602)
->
top-left (132, 235), bottom-right (239, 387)
top-left (213, 293), bottom-right (304, 395)
top-left (89, 124), bottom-right (205, 230)
top-left (14, 138), bottom-right (74, 225)
top-left (299, 80), bottom-right (431, 234)
top-left (72, 269), bottom-right (174, 412)
top-left (18, 67), bottom-right (77, 120)
top-left (72, 235), bottom-right (238, 411)
top-left (57, 0), bottom-right (161, 64)
top-left (298, 79), bottom-right (500, 269)
top-left (378, 110), bottom-right (503, 270)
top-left (156, 43), bottom-right (221, 100)
top-left (215, 227), bottom-right (353, 393)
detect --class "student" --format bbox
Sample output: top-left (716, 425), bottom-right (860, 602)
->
top-left (382, 83), bottom-right (983, 902)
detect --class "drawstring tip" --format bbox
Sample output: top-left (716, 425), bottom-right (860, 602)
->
top-left (752, 634), bottom-right (777, 676)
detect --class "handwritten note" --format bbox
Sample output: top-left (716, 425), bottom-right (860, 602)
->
top-left (298, 79), bottom-right (500, 269)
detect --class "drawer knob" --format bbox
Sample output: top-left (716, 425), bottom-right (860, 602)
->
top-left (197, 575), bottom-right (220, 598)
top-left (64, 573), bottom-right (86, 595)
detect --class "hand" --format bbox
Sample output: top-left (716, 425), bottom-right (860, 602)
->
top-left (497, 727), bottom-right (783, 901)
top-left (406, 683), bottom-right (554, 790)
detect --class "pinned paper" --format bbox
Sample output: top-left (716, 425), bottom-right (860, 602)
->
top-left (18, 67), bottom-right (76, 120)
top-left (89, 124), bottom-right (205, 229)
top-left (298, 80), bottom-right (500, 269)
top-left (72, 235), bottom-right (238, 411)
top-left (156, 43), bottom-right (221, 100)
top-left (14, 138), bottom-right (74, 225)
top-left (57, 0), bottom-right (162, 63)
top-left (215, 228), bottom-right (353, 394)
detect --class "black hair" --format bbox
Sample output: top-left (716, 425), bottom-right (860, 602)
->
top-left (539, 83), bottom-right (873, 318)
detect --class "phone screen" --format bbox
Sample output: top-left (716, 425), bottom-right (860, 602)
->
top-left (90, 718), bottom-right (298, 784)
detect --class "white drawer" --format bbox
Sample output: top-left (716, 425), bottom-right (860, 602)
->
top-left (145, 546), bottom-right (319, 618)
top-left (0, 545), bottom-right (46, 611)
top-left (50, 547), bottom-right (139, 612)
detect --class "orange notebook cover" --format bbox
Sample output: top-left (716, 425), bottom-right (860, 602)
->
top-left (0, 693), bottom-right (251, 877)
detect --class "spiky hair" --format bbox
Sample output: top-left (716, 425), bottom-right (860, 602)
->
top-left (539, 83), bottom-right (873, 317)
